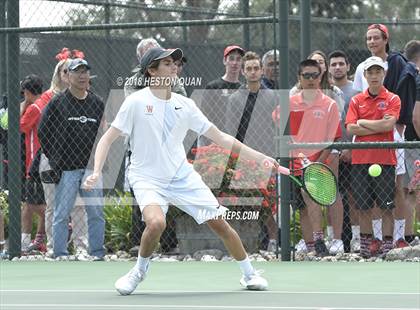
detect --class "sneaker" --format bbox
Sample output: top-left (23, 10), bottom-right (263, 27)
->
top-left (410, 236), bottom-right (420, 246)
top-left (240, 270), bottom-right (268, 291)
top-left (350, 238), bottom-right (361, 253)
top-left (295, 239), bottom-right (308, 254)
top-left (115, 267), bottom-right (146, 295)
top-left (75, 250), bottom-right (90, 261)
top-left (314, 239), bottom-right (328, 257)
top-left (394, 238), bottom-right (410, 248)
top-left (27, 241), bottom-right (47, 253)
top-left (329, 239), bottom-right (344, 255)
top-left (369, 238), bottom-right (383, 257)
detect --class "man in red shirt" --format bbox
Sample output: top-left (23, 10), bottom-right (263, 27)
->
top-left (273, 59), bottom-right (341, 256)
top-left (346, 56), bottom-right (401, 258)
top-left (19, 75), bottom-right (49, 253)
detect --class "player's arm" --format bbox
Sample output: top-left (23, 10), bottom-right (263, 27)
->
top-left (203, 125), bottom-right (278, 167)
top-left (347, 123), bottom-right (377, 136)
top-left (83, 126), bottom-right (122, 189)
top-left (356, 114), bottom-right (397, 133)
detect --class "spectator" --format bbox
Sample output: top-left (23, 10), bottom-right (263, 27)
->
top-left (261, 49), bottom-right (279, 89)
top-left (19, 74), bottom-right (46, 253)
top-left (38, 55), bottom-right (89, 259)
top-left (346, 56), bottom-right (401, 258)
top-left (291, 51), bottom-right (345, 255)
top-left (273, 59), bottom-right (341, 256)
top-left (226, 51), bottom-right (278, 252)
top-left (402, 40), bottom-right (420, 244)
top-left (202, 45), bottom-right (245, 133)
top-left (39, 58), bottom-right (105, 259)
top-left (353, 24), bottom-right (411, 248)
top-left (328, 50), bottom-right (360, 253)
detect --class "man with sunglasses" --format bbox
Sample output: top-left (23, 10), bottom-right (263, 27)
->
top-left (273, 59), bottom-right (341, 257)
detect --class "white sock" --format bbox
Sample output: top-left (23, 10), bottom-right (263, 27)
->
top-left (351, 225), bottom-right (360, 240)
top-left (393, 219), bottom-right (405, 242)
top-left (372, 219), bottom-right (382, 240)
top-left (136, 255), bottom-right (151, 274)
top-left (21, 233), bottom-right (31, 249)
top-left (238, 257), bottom-right (255, 277)
top-left (326, 226), bottom-right (334, 240)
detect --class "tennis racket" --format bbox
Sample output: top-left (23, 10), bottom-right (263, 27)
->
top-left (276, 162), bottom-right (338, 206)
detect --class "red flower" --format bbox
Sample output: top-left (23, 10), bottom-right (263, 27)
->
top-left (191, 146), bottom-right (277, 208)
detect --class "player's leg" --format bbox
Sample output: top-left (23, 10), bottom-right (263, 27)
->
top-left (352, 164), bottom-right (375, 258)
top-left (376, 165), bottom-right (397, 255)
top-left (169, 176), bottom-right (268, 290)
top-left (115, 182), bottom-right (169, 296)
top-left (206, 218), bottom-right (268, 290)
top-left (115, 203), bottom-right (166, 295)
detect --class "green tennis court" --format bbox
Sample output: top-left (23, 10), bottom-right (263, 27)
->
top-left (1, 261), bottom-right (419, 310)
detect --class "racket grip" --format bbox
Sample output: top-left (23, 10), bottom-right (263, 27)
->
top-left (277, 165), bottom-right (290, 176)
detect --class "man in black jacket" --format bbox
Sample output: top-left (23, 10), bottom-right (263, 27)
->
top-left (39, 58), bottom-right (105, 259)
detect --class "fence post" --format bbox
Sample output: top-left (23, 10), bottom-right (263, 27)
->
top-left (0, 1), bottom-right (6, 96)
top-left (300, 0), bottom-right (311, 59)
top-left (242, 0), bottom-right (250, 50)
top-left (278, 0), bottom-right (291, 261)
top-left (6, 0), bottom-right (21, 259)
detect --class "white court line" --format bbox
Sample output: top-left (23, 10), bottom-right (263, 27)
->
top-left (1, 289), bottom-right (419, 295)
top-left (1, 305), bottom-right (419, 310)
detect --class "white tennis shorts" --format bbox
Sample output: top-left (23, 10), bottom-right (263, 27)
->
top-left (129, 171), bottom-right (228, 224)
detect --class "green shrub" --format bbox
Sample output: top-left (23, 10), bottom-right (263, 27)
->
top-left (104, 191), bottom-right (133, 252)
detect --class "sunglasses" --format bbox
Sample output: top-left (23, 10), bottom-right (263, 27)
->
top-left (301, 72), bottom-right (320, 80)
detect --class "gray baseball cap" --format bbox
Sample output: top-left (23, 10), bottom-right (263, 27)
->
top-left (68, 58), bottom-right (91, 71)
top-left (140, 47), bottom-right (183, 74)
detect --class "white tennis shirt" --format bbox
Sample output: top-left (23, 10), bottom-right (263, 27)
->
top-left (112, 87), bottom-right (213, 185)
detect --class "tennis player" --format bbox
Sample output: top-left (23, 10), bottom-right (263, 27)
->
top-left (84, 47), bottom-right (275, 295)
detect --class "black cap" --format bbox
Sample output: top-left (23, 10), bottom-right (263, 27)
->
top-left (68, 58), bottom-right (91, 71)
top-left (21, 74), bottom-right (43, 95)
top-left (140, 47), bottom-right (183, 74)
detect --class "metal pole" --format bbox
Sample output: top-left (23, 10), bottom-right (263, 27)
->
top-left (6, 0), bottom-right (21, 259)
top-left (278, 0), bottom-right (291, 261)
top-left (242, 0), bottom-right (250, 50)
top-left (300, 0), bottom-right (311, 59)
top-left (0, 1), bottom-right (6, 95)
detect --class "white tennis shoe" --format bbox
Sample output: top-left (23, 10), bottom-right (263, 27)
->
top-left (240, 270), bottom-right (268, 291)
top-left (115, 267), bottom-right (146, 295)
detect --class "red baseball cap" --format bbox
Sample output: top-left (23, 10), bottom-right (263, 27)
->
top-left (367, 24), bottom-right (389, 39)
top-left (223, 45), bottom-right (245, 58)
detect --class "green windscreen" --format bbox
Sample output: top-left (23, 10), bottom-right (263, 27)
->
top-left (303, 163), bottom-right (337, 206)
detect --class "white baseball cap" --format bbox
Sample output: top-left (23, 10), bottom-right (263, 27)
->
top-left (363, 56), bottom-right (386, 71)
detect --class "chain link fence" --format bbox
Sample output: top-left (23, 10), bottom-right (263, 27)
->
top-left (0, 0), bottom-right (419, 260)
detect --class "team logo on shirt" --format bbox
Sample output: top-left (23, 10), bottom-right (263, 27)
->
top-left (312, 110), bottom-right (325, 119)
top-left (377, 101), bottom-right (387, 110)
top-left (145, 105), bottom-right (154, 115)
top-left (68, 116), bottom-right (97, 123)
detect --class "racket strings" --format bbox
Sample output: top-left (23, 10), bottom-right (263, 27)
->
top-left (303, 164), bottom-right (337, 206)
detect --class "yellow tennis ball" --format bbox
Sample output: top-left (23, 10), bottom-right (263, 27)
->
top-left (368, 164), bottom-right (382, 177)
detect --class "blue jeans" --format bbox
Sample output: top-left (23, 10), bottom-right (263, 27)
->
top-left (53, 169), bottom-right (105, 257)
